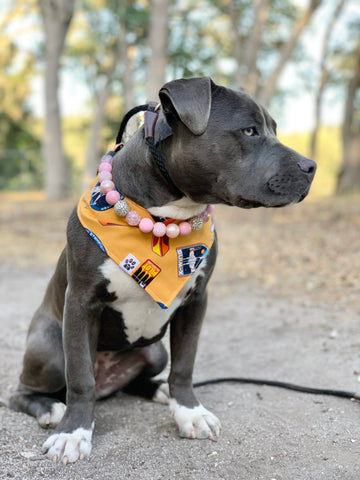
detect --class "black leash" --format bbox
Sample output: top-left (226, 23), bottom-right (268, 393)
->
top-left (115, 104), bottom-right (148, 145)
top-left (193, 377), bottom-right (360, 401)
top-left (115, 103), bottom-right (182, 197)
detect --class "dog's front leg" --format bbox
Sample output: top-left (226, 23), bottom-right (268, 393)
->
top-left (168, 291), bottom-right (221, 441)
top-left (42, 286), bottom-right (100, 464)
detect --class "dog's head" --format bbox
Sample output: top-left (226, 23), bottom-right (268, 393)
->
top-left (156, 77), bottom-right (316, 208)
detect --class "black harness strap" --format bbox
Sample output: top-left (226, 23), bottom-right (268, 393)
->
top-left (115, 103), bottom-right (182, 197)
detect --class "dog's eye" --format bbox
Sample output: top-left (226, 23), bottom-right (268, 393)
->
top-left (242, 127), bottom-right (257, 137)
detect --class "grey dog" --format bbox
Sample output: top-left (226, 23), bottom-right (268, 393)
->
top-left (10, 77), bottom-right (316, 464)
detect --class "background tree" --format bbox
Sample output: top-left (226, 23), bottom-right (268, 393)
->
top-left (78, 0), bottom-right (127, 187)
top-left (226, 0), bottom-right (323, 105)
top-left (147, 0), bottom-right (170, 100)
top-left (337, 34), bottom-right (360, 193)
top-left (169, 0), bottom-right (323, 107)
top-left (258, 0), bottom-right (323, 106)
top-left (309, 0), bottom-right (347, 161)
top-left (39, 0), bottom-right (74, 199)
top-left (67, 0), bottom-right (148, 186)
top-left (0, 0), bottom-right (41, 190)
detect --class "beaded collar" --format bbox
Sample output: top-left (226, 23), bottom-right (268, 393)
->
top-left (96, 149), bottom-right (214, 239)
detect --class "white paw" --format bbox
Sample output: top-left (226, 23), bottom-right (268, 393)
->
top-left (169, 399), bottom-right (221, 441)
top-left (37, 402), bottom-right (66, 428)
top-left (42, 424), bottom-right (93, 464)
top-left (152, 383), bottom-right (170, 405)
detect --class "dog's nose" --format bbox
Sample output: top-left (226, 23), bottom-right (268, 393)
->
top-left (297, 157), bottom-right (316, 175)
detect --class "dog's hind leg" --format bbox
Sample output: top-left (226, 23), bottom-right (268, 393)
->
top-left (9, 319), bottom-right (66, 428)
top-left (9, 305), bottom-right (66, 427)
top-left (95, 341), bottom-right (168, 400)
top-left (121, 341), bottom-right (169, 402)
top-left (9, 251), bottom-right (67, 428)
top-left (10, 389), bottom-right (66, 428)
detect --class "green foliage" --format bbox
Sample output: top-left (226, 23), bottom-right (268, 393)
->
top-left (0, 3), bottom-right (42, 190)
top-left (167, 0), bottom-right (307, 87)
top-left (66, 0), bottom-right (148, 97)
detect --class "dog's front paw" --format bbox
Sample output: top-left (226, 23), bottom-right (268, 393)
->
top-left (169, 399), bottom-right (221, 441)
top-left (42, 425), bottom-right (93, 464)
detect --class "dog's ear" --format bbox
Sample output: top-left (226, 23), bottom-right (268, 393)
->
top-left (159, 77), bottom-right (212, 135)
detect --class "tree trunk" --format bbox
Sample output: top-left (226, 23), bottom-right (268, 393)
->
top-left (39, 0), bottom-right (74, 199)
top-left (82, 67), bottom-right (116, 189)
top-left (227, 1), bottom-right (245, 87)
top-left (337, 38), bottom-right (360, 194)
top-left (337, 137), bottom-right (360, 193)
top-left (243, 0), bottom-right (272, 96)
top-left (119, 17), bottom-right (137, 141)
top-left (147, 0), bottom-right (170, 101)
top-left (82, 16), bottom-right (137, 189)
top-left (310, 69), bottom-right (328, 160)
top-left (119, 24), bottom-right (135, 113)
top-left (310, 0), bottom-right (346, 160)
top-left (258, 0), bottom-right (323, 106)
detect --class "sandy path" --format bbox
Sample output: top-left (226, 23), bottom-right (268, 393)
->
top-left (1, 262), bottom-right (360, 479)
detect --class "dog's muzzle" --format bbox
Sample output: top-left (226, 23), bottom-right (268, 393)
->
top-left (267, 156), bottom-right (316, 201)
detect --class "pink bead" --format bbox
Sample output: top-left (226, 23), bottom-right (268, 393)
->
top-left (178, 221), bottom-right (192, 236)
top-left (105, 190), bottom-right (121, 205)
top-left (100, 154), bottom-right (113, 164)
top-left (98, 170), bottom-right (112, 182)
top-left (166, 223), bottom-right (180, 238)
top-left (139, 217), bottom-right (154, 233)
top-left (126, 210), bottom-right (141, 226)
top-left (100, 180), bottom-right (115, 194)
top-left (98, 162), bottom-right (112, 173)
top-left (199, 210), bottom-right (210, 223)
top-left (206, 204), bottom-right (215, 214)
top-left (153, 222), bottom-right (167, 237)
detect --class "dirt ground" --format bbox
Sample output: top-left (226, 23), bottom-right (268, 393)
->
top-left (0, 192), bottom-right (360, 479)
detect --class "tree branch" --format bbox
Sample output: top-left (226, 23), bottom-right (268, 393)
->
top-left (259, 0), bottom-right (323, 106)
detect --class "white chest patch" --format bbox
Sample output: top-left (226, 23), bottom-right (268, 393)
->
top-left (148, 197), bottom-right (207, 220)
top-left (100, 257), bottom-right (207, 344)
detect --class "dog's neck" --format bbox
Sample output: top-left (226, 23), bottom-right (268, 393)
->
top-left (111, 130), bottom-right (205, 220)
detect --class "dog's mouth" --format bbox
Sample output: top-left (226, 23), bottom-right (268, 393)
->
top-left (235, 198), bottom-right (264, 209)
top-left (297, 189), bottom-right (310, 203)
top-left (231, 184), bottom-right (311, 210)
top-left (227, 196), bottom-right (267, 209)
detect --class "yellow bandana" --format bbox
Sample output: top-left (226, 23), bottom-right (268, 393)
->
top-left (77, 180), bottom-right (215, 309)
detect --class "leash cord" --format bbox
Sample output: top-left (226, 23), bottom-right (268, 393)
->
top-left (115, 104), bottom-right (148, 145)
top-left (193, 377), bottom-right (360, 401)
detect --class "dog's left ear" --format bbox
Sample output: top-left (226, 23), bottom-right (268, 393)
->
top-left (159, 77), bottom-right (213, 135)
